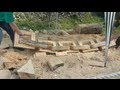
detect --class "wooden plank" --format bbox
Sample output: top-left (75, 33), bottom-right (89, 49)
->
top-left (91, 42), bottom-right (105, 49)
top-left (21, 40), bottom-right (53, 50)
top-left (82, 48), bottom-right (99, 53)
top-left (38, 40), bottom-right (57, 47)
top-left (39, 49), bottom-right (54, 53)
top-left (58, 41), bottom-right (76, 46)
top-left (51, 46), bottom-right (70, 51)
top-left (67, 50), bottom-right (79, 54)
top-left (70, 45), bottom-right (91, 50)
top-left (77, 40), bottom-right (95, 46)
top-left (55, 51), bottom-right (68, 56)
top-left (91, 40), bottom-right (116, 49)
top-left (14, 30), bottom-right (36, 49)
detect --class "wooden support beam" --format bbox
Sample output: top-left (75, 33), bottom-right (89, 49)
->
top-left (14, 30), bottom-right (36, 49)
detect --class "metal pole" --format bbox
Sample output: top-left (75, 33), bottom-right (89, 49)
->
top-left (104, 12), bottom-right (116, 67)
top-left (104, 12), bottom-right (110, 67)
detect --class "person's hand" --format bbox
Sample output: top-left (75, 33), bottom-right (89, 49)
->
top-left (19, 33), bottom-right (29, 37)
top-left (18, 32), bottom-right (29, 37)
top-left (17, 30), bottom-right (26, 36)
top-left (19, 33), bottom-right (25, 36)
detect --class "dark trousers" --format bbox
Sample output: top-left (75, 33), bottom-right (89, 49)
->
top-left (0, 22), bottom-right (14, 45)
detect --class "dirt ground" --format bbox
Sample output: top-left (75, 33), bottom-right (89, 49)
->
top-left (1, 32), bottom-right (120, 79)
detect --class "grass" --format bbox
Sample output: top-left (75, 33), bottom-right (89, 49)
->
top-left (15, 12), bottom-right (104, 31)
top-left (113, 26), bottom-right (120, 34)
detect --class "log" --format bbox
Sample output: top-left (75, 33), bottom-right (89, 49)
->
top-left (74, 24), bottom-right (102, 34)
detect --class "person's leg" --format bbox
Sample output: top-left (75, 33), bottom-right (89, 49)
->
top-left (0, 22), bottom-right (14, 45)
top-left (0, 22), bottom-right (25, 51)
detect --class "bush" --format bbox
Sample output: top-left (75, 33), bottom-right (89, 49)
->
top-left (14, 12), bottom-right (104, 31)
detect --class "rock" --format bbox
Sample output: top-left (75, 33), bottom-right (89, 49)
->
top-left (47, 59), bottom-right (64, 71)
top-left (29, 29), bottom-right (34, 33)
top-left (34, 52), bottom-right (46, 58)
top-left (0, 56), bottom-right (17, 69)
top-left (0, 57), bottom-right (4, 70)
top-left (0, 70), bottom-right (11, 79)
top-left (1, 37), bottom-right (12, 49)
top-left (17, 60), bottom-right (35, 79)
top-left (4, 62), bottom-right (17, 69)
top-left (56, 30), bottom-right (70, 36)
top-left (109, 40), bottom-right (116, 47)
top-left (0, 49), bottom-right (7, 56)
top-left (42, 30), bottom-right (48, 34)
top-left (10, 74), bottom-right (20, 79)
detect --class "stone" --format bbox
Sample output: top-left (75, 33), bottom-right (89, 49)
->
top-left (34, 52), bottom-right (46, 58)
top-left (109, 40), bottom-right (116, 47)
top-left (10, 74), bottom-right (20, 79)
top-left (0, 56), bottom-right (17, 69)
top-left (47, 59), bottom-right (64, 71)
top-left (0, 57), bottom-right (4, 70)
top-left (17, 60), bottom-right (35, 79)
top-left (57, 30), bottom-right (70, 36)
top-left (0, 70), bottom-right (11, 79)
top-left (4, 62), bottom-right (17, 69)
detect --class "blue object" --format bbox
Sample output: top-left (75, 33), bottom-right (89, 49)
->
top-left (0, 28), bottom-right (3, 45)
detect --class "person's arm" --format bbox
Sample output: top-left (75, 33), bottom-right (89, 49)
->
top-left (9, 22), bottom-right (23, 36)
